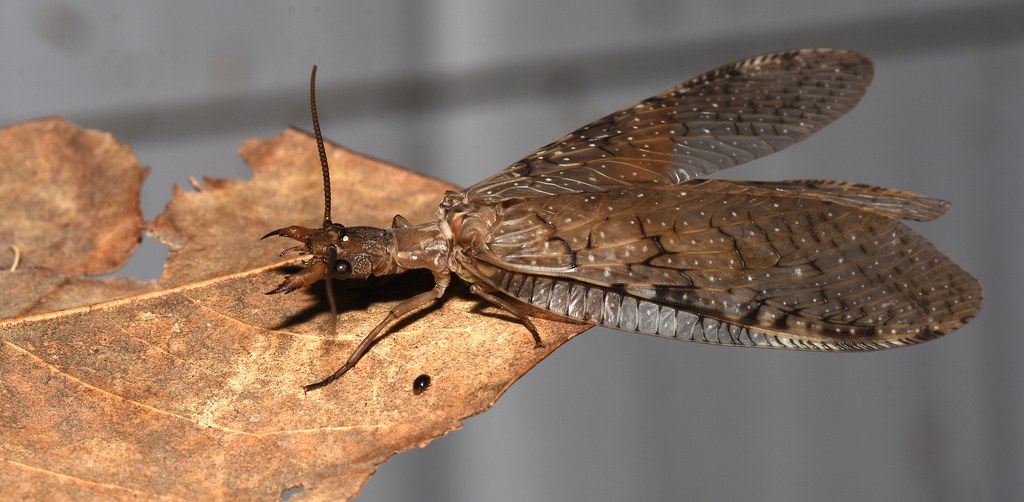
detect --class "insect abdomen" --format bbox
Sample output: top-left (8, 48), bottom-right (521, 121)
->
top-left (495, 269), bottom-right (929, 351)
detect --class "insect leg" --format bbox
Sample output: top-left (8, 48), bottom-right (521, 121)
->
top-left (304, 272), bottom-right (450, 392)
top-left (468, 284), bottom-right (544, 348)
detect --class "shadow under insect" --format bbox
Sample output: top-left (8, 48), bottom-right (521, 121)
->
top-left (269, 267), bottom-right (441, 333)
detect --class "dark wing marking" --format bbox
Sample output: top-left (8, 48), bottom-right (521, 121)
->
top-left (465, 49), bottom-right (873, 205)
top-left (461, 180), bottom-right (981, 348)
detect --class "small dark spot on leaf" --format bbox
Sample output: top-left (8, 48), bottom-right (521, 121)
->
top-left (413, 374), bottom-right (431, 395)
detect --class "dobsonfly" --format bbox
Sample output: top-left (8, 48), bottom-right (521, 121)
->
top-left (263, 49), bottom-right (982, 392)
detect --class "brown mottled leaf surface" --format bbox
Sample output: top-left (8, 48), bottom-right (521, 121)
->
top-left (0, 118), bottom-right (155, 319)
top-left (0, 119), bottom-right (588, 501)
top-left (0, 117), bottom-right (147, 276)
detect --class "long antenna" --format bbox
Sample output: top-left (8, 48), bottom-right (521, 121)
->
top-left (309, 65), bottom-right (341, 394)
top-left (310, 65), bottom-right (332, 228)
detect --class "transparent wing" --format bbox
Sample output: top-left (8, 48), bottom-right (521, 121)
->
top-left (728, 179), bottom-right (951, 222)
top-left (465, 49), bottom-right (873, 206)
top-left (460, 180), bottom-right (982, 349)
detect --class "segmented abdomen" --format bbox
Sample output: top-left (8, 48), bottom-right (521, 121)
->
top-left (494, 269), bottom-right (934, 351)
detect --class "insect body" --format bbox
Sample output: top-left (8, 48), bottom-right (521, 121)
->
top-left (264, 50), bottom-right (982, 392)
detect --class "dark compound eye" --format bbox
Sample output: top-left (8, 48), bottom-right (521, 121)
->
top-left (335, 260), bottom-right (352, 278)
top-left (412, 374), bottom-right (431, 395)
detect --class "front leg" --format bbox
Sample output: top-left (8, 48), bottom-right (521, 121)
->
top-left (304, 271), bottom-right (450, 392)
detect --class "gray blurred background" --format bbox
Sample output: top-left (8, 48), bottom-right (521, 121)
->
top-left (2, 1), bottom-right (1021, 500)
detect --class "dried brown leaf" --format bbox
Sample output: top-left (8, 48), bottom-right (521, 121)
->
top-left (0, 118), bottom-right (155, 319)
top-left (0, 270), bottom-right (155, 319)
top-left (0, 120), bottom-right (588, 500)
top-left (0, 117), bottom-right (147, 276)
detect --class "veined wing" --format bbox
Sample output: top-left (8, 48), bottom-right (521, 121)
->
top-left (727, 179), bottom-right (951, 222)
top-left (465, 49), bottom-right (873, 206)
top-left (461, 180), bottom-right (982, 349)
